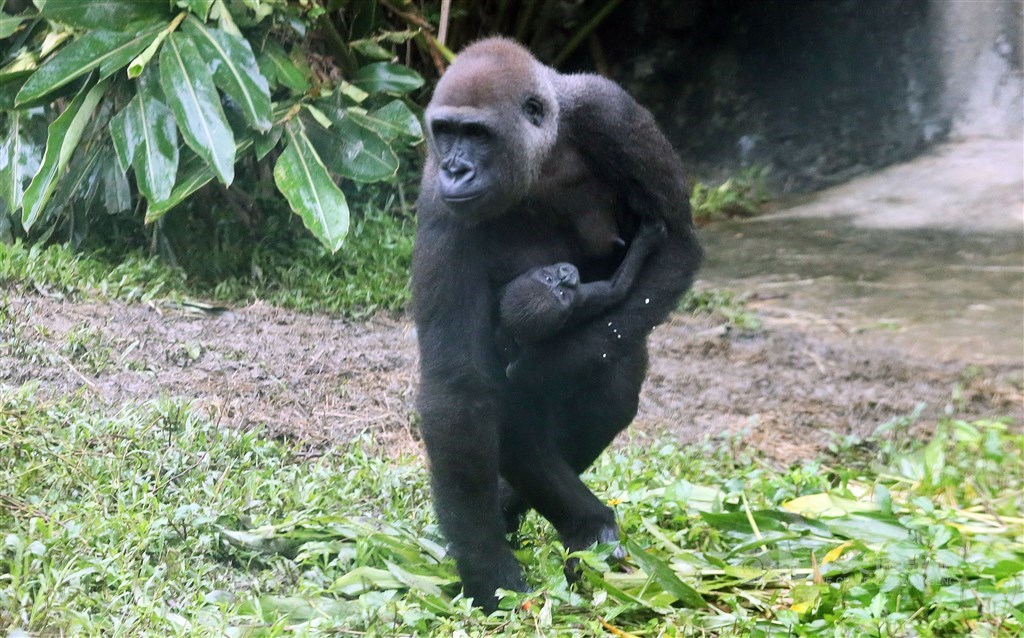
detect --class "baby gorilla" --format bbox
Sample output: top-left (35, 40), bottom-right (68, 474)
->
top-left (499, 218), bottom-right (666, 379)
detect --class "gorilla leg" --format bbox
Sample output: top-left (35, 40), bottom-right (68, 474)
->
top-left (500, 346), bottom-right (648, 548)
top-left (498, 476), bottom-right (529, 537)
top-left (418, 384), bottom-right (526, 609)
top-left (499, 399), bottom-right (619, 555)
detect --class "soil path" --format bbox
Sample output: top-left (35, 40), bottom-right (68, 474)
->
top-left (2, 140), bottom-right (1020, 463)
top-left (2, 291), bottom-right (1018, 463)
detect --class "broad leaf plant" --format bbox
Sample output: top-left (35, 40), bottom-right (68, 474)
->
top-left (0, 0), bottom-right (424, 252)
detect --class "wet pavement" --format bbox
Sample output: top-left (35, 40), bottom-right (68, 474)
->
top-left (695, 140), bottom-right (1024, 366)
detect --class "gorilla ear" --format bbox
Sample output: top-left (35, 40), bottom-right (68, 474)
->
top-left (522, 96), bottom-right (545, 127)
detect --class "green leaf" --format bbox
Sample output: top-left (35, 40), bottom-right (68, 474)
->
top-left (0, 72), bottom-right (32, 110)
top-left (182, 16), bottom-right (270, 132)
top-left (824, 514), bottom-right (913, 544)
top-left (985, 558), bottom-right (1024, 579)
top-left (352, 62), bottom-right (423, 95)
top-left (145, 134), bottom-right (255, 222)
top-left (303, 104), bottom-right (331, 129)
top-left (36, 0), bottom-right (167, 30)
top-left (254, 124), bottom-right (282, 160)
top-left (0, 13), bottom-right (29, 39)
top-left (333, 566), bottom-right (404, 596)
top-left (338, 81), bottom-right (369, 104)
top-left (782, 492), bottom-right (881, 517)
top-left (345, 99), bottom-right (422, 143)
top-left (309, 110), bottom-right (397, 183)
top-left (160, 31), bottom-right (235, 185)
top-left (350, 39), bottom-right (394, 61)
top-left (109, 73), bottom-right (179, 202)
top-left (127, 25), bottom-right (172, 80)
top-left (144, 150), bottom-right (214, 223)
top-left (385, 562), bottom-right (445, 597)
top-left (274, 118), bottom-right (349, 252)
top-left (21, 77), bottom-right (109, 230)
top-left (108, 106), bottom-right (135, 173)
top-left (55, 141), bottom-right (102, 205)
top-left (0, 110), bottom-right (43, 212)
top-left (241, 596), bottom-right (360, 623)
top-left (16, 23), bottom-right (165, 105)
top-left (101, 147), bottom-right (131, 214)
top-left (257, 41), bottom-right (309, 93)
top-left (178, 0), bottom-right (214, 21)
top-left (624, 539), bottom-right (706, 608)
top-left (585, 570), bottom-right (659, 611)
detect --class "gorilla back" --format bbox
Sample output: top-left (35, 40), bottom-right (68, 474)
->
top-left (412, 37), bottom-right (702, 611)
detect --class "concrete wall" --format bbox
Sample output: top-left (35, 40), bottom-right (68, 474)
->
top-left (930, 0), bottom-right (1023, 139)
top-left (591, 0), bottom-right (1023, 192)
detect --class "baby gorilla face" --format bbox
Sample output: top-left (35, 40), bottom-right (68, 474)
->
top-left (529, 262), bottom-right (580, 307)
top-left (499, 262), bottom-right (581, 344)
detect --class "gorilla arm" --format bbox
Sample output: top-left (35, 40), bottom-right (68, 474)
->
top-left (508, 76), bottom-right (703, 383)
top-left (567, 217), bottom-right (667, 325)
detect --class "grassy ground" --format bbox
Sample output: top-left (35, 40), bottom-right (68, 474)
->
top-left (0, 389), bottom-right (1020, 636)
top-left (0, 209), bottom-right (415, 319)
top-left (1, 217), bottom-right (1021, 636)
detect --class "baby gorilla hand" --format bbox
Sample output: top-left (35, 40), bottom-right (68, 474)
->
top-left (634, 217), bottom-right (668, 247)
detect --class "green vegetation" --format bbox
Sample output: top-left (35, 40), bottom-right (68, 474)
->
top-left (0, 207), bottom-right (413, 316)
top-left (0, 0), bottom-right (425, 255)
top-left (0, 0), bottom-right (630, 271)
top-left (681, 287), bottom-right (762, 330)
top-left (690, 166), bottom-right (770, 224)
top-left (1, 390), bottom-right (1019, 636)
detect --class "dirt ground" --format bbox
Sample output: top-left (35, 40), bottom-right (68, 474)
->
top-left (2, 287), bottom-right (1019, 464)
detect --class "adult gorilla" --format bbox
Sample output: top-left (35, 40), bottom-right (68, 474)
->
top-left (412, 37), bottom-right (702, 610)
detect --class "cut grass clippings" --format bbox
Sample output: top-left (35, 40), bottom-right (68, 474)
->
top-left (0, 389), bottom-right (1020, 636)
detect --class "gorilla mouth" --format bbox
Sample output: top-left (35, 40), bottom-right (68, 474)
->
top-left (441, 191), bottom-right (486, 204)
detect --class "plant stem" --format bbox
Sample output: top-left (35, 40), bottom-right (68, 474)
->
top-left (552, 0), bottom-right (624, 68)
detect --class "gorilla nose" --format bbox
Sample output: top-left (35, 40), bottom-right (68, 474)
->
top-left (556, 264), bottom-right (579, 285)
top-left (441, 157), bottom-right (475, 184)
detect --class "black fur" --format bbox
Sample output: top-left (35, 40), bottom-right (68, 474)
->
top-left (412, 38), bottom-right (702, 610)
top-left (499, 218), bottom-right (666, 364)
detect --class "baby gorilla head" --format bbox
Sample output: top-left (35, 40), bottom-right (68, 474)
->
top-left (499, 263), bottom-right (580, 344)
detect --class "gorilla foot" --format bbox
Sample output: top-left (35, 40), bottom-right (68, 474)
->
top-left (461, 560), bottom-right (528, 614)
top-left (561, 520), bottom-right (623, 583)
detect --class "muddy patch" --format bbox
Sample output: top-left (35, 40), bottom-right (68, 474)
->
top-left (3, 288), bottom-right (1018, 463)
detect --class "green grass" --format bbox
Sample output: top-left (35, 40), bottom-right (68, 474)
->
top-left (0, 209), bottom-right (414, 318)
top-left (1, 389), bottom-right (1020, 636)
top-left (206, 209), bottom-right (414, 317)
top-left (680, 287), bottom-right (762, 330)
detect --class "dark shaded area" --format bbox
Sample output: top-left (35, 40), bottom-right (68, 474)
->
top-left (589, 0), bottom-right (945, 192)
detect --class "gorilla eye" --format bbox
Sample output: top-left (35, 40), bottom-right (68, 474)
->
top-left (522, 97), bottom-right (544, 126)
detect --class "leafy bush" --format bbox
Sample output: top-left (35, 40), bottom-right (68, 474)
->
top-left (0, 0), bottom-right (424, 253)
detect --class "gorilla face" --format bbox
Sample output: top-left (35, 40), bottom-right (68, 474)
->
top-left (526, 262), bottom-right (580, 308)
top-left (427, 108), bottom-right (503, 212)
top-left (424, 39), bottom-right (559, 222)
top-left (498, 263), bottom-right (580, 345)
